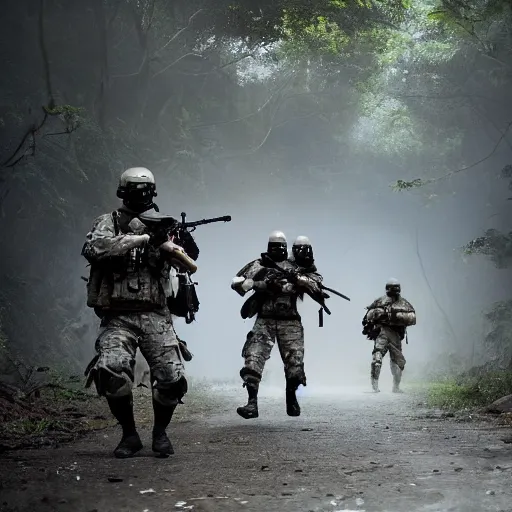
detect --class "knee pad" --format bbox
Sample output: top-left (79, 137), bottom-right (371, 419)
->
top-left (285, 366), bottom-right (306, 387)
top-left (152, 376), bottom-right (188, 406)
top-left (94, 367), bottom-right (132, 398)
top-left (240, 367), bottom-right (261, 386)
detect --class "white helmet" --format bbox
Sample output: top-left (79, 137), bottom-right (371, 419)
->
top-left (293, 235), bottom-right (311, 246)
top-left (385, 278), bottom-right (401, 295)
top-left (117, 167), bottom-right (158, 212)
top-left (119, 167), bottom-right (155, 187)
top-left (268, 230), bottom-right (287, 244)
top-left (292, 235), bottom-right (314, 266)
top-left (267, 230), bottom-right (287, 262)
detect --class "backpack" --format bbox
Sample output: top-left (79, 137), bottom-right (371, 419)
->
top-left (166, 268), bottom-right (200, 324)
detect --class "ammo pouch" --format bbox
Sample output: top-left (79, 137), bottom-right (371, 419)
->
top-left (85, 264), bottom-right (103, 308)
top-left (167, 272), bottom-right (200, 324)
top-left (178, 339), bottom-right (193, 362)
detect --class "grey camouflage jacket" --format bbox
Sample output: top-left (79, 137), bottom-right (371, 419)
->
top-left (82, 208), bottom-right (170, 312)
top-left (232, 255), bottom-right (323, 320)
top-left (365, 295), bottom-right (416, 330)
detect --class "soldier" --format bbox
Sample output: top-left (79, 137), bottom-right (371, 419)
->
top-left (82, 167), bottom-right (196, 459)
top-left (362, 278), bottom-right (416, 393)
top-left (290, 235), bottom-right (316, 271)
top-left (231, 231), bottom-right (323, 419)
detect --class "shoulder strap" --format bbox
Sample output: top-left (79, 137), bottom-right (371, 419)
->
top-left (111, 210), bottom-right (120, 236)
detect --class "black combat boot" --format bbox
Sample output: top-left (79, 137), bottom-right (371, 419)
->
top-left (371, 362), bottom-right (381, 393)
top-left (390, 362), bottom-right (403, 393)
top-left (285, 379), bottom-right (301, 417)
top-left (237, 383), bottom-right (259, 419)
top-left (107, 395), bottom-right (143, 459)
top-left (152, 398), bottom-right (177, 458)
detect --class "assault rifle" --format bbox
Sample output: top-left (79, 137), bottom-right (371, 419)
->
top-left (139, 211), bottom-right (231, 260)
top-left (138, 210), bottom-right (232, 323)
top-left (260, 254), bottom-right (350, 327)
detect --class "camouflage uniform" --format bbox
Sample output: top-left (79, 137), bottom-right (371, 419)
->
top-left (82, 207), bottom-right (187, 457)
top-left (233, 255), bottom-right (322, 418)
top-left (85, 310), bottom-right (186, 403)
top-left (364, 295), bottom-right (416, 392)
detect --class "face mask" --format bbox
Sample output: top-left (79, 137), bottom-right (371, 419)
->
top-left (119, 183), bottom-right (158, 213)
top-left (386, 286), bottom-right (400, 298)
top-left (293, 245), bottom-right (314, 267)
top-left (267, 242), bottom-right (287, 262)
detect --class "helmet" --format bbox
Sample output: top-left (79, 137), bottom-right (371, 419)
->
top-left (116, 167), bottom-right (158, 213)
top-left (267, 230), bottom-right (287, 262)
top-left (385, 278), bottom-right (401, 297)
top-left (292, 235), bottom-right (314, 267)
top-left (268, 230), bottom-right (286, 243)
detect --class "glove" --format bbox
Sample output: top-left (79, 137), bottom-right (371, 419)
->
top-left (377, 309), bottom-right (390, 323)
top-left (295, 275), bottom-right (309, 287)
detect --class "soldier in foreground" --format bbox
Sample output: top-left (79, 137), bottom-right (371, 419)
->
top-left (362, 278), bottom-right (416, 393)
top-left (82, 167), bottom-right (197, 459)
top-left (231, 231), bottom-right (324, 419)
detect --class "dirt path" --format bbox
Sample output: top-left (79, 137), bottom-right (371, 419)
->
top-left (1, 385), bottom-right (511, 512)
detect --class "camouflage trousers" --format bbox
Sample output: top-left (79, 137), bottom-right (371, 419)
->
top-left (371, 325), bottom-right (406, 378)
top-left (85, 309), bottom-right (187, 406)
top-left (240, 317), bottom-right (305, 387)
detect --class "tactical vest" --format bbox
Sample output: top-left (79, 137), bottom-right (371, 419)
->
top-left (84, 210), bottom-right (167, 313)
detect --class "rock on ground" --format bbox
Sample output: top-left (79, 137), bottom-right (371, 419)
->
top-left (483, 394), bottom-right (512, 415)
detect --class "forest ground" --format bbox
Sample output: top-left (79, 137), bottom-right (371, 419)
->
top-left (0, 383), bottom-right (512, 512)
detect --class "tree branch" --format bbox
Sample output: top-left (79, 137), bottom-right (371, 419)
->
top-left (415, 224), bottom-right (458, 343)
top-left (189, 74), bottom-right (296, 129)
top-left (1, 112), bottom-right (49, 168)
top-left (153, 9), bottom-right (203, 57)
top-left (39, 0), bottom-right (55, 108)
top-left (395, 93), bottom-right (503, 105)
top-left (175, 52), bottom-right (254, 77)
top-left (111, 53), bottom-right (148, 78)
top-left (151, 52), bottom-right (205, 79)
top-left (429, 121), bottom-right (512, 183)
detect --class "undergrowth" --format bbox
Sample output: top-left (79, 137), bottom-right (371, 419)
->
top-left (427, 370), bottom-right (512, 410)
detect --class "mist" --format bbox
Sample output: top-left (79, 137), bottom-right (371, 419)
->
top-left (2, 3), bottom-right (512, 510)
top-left (1, 0), bottom-right (511, 393)
top-left (120, 156), bottom-right (511, 390)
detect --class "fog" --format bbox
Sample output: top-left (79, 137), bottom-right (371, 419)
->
top-left (89, 152), bottom-right (511, 391)
top-left (1, 0), bottom-right (511, 396)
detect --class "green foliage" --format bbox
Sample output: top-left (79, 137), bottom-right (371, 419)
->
top-left (428, 371), bottom-right (512, 410)
top-left (7, 418), bottom-right (63, 436)
top-left (281, 14), bottom-right (351, 56)
top-left (216, 0), bottom-right (408, 49)
top-left (392, 178), bottom-right (426, 190)
top-left (462, 229), bottom-right (512, 268)
top-left (43, 104), bottom-right (85, 116)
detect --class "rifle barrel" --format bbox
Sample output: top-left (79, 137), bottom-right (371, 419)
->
top-left (183, 215), bottom-right (232, 227)
top-left (321, 285), bottom-right (350, 301)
